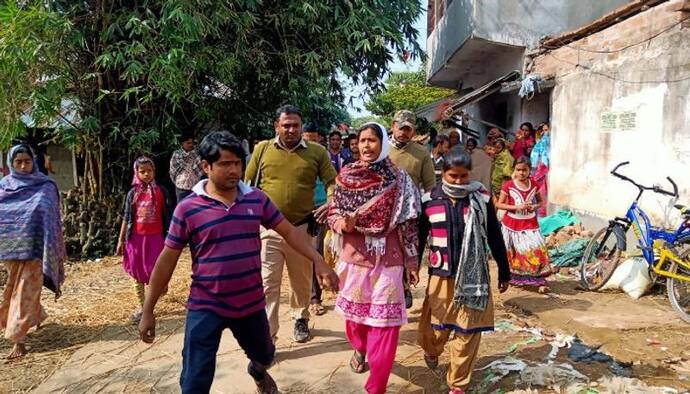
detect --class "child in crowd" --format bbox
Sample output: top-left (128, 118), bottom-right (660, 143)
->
top-left (431, 134), bottom-right (451, 185)
top-left (464, 138), bottom-right (477, 153)
top-left (303, 125), bottom-right (330, 316)
top-left (495, 156), bottom-right (552, 293)
top-left (448, 130), bottom-right (461, 148)
top-left (511, 123), bottom-right (536, 160)
top-left (418, 149), bottom-right (510, 394)
top-left (491, 139), bottom-right (514, 197)
top-left (170, 135), bottom-right (203, 203)
top-left (484, 144), bottom-right (496, 159)
top-left (116, 157), bottom-right (172, 322)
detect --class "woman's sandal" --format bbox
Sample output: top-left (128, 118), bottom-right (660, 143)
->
top-left (131, 309), bottom-right (143, 324)
top-left (309, 303), bottom-right (326, 316)
top-left (6, 343), bottom-right (28, 360)
top-left (349, 351), bottom-right (367, 374)
top-left (424, 353), bottom-right (439, 370)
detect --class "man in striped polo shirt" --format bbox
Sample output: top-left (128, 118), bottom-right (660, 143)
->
top-left (139, 132), bottom-right (338, 394)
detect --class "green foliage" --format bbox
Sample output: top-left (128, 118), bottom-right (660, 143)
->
top-left (283, 77), bottom-right (351, 135)
top-left (0, 2), bottom-right (76, 147)
top-left (351, 115), bottom-right (385, 129)
top-left (351, 114), bottom-right (435, 138)
top-left (0, 0), bottom-right (423, 194)
top-left (364, 68), bottom-right (454, 118)
top-left (416, 117), bottom-right (439, 140)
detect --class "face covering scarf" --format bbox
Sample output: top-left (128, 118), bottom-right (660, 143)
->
top-left (442, 180), bottom-right (492, 311)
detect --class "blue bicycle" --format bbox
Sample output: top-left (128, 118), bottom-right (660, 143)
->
top-left (579, 162), bottom-right (690, 322)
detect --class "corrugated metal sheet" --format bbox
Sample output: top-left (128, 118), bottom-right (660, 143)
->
top-left (444, 71), bottom-right (521, 117)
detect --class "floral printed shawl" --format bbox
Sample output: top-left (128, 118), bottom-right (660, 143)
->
top-left (329, 123), bottom-right (420, 255)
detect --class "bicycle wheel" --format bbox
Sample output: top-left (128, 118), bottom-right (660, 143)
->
top-left (580, 226), bottom-right (622, 291)
top-left (667, 247), bottom-right (690, 323)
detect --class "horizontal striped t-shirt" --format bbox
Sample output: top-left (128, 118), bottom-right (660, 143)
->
top-left (165, 180), bottom-right (284, 318)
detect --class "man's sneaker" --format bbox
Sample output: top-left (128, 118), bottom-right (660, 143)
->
top-left (293, 318), bottom-right (310, 343)
top-left (404, 289), bottom-right (413, 309)
top-left (254, 372), bottom-right (279, 394)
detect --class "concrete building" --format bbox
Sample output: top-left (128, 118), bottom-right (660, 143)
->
top-left (427, 0), bottom-right (690, 227)
top-left (529, 0), bottom-right (690, 226)
top-left (426, 0), bottom-right (630, 137)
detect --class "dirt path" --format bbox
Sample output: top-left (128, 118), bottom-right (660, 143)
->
top-left (2, 257), bottom-right (688, 393)
top-left (0, 257), bottom-right (191, 393)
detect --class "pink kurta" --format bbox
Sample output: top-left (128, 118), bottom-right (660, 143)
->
top-left (335, 260), bottom-right (407, 327)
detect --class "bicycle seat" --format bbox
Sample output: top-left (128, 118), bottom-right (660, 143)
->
top-left (675, 204), bottom-right (690, 217)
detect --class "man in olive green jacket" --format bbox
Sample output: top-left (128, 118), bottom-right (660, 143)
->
top-left (245, 105), bottom-right (337, 344)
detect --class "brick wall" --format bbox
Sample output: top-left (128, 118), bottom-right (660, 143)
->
top-left (530, 0), bottom-right (688, 79)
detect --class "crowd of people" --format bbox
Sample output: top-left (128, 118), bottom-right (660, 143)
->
top-left (0, 105), bottom-right (554, 394)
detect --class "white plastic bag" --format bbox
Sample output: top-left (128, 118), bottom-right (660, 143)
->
top-left (519, 362), bottom-right (589, 387)
top-left (601, 257), bottom-right (652, 299)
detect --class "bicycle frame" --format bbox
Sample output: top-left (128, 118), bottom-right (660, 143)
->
top-left (654, 246), bottom-right (690, 282)
top-left (590, 161), bottom-right (690, 283)
top-left (626, 201), bottom-right (690, 280)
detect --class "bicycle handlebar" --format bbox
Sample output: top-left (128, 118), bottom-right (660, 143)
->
top-left (611, 161), bottom-right (638, 187)
top-left (611, 161), bottom-right (630, 175)
top-left (653, 177), bottom-right (678, 197)
top-left (667, 177), bottom-right (679, 197)
top-left (610, 161), bottom-right (679, 198)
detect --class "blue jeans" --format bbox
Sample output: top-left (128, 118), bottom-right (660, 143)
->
top-left (180, 309), bottom-right (274, 393)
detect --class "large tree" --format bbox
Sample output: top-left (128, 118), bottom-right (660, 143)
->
top-left (364, 67), bottom-right (453, 120)
top-left (0, 0), bottom-right (422, 195)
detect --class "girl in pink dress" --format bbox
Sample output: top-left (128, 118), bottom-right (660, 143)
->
top-left (116, 157), bottom-right (171, 322)
top-left (328, 122), bottom-right (420, 394)
top-left (495, 157), bottom-right (552, 292)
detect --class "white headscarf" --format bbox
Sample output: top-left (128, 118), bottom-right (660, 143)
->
top-left (363, 122), bottom-right (390, 163)
top-left (331, 122), bottom-right (418, 257)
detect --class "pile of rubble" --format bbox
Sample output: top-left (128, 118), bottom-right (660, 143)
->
top-left (545, 224), bottom-right (594, 268)
top-left (545, 224), bottom-right (593, 249)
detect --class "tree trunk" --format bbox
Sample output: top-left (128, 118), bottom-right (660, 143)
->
top-left (97, 142), bottom-right (104, 199)
top-left (81, 150), bottom-right (89, 199)
top-left (71, 148), bottom-right (79, 188)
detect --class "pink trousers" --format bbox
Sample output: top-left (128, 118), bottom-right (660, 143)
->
top-left (346, 320), bottom-right (400, 394)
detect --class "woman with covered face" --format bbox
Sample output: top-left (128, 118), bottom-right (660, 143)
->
top-left (417, 149), bottom-right (510, 394)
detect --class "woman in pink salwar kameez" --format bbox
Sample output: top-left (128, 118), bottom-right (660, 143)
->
top-left (328, 122), bottom-right (421, 394)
